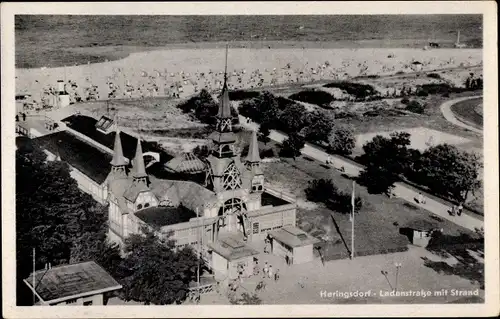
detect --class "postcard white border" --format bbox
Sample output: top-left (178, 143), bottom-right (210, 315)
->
top-left (2, 1), bottom-right (498, 318)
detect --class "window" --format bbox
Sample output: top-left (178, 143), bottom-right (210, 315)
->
top-left (144, 202), bottom-right (150, 208)
top-left (253, 222), bottom-right (259, 234)
top-left (66, 299), bottom-right (77, 304)
top-left (137, 204), bottom-right (143, 210)
top-left (83, 300), bottom-right (93, 306)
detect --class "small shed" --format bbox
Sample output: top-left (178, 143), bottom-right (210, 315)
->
top-left (403, 219), bottom-right (440, 247)
top-left (208, 233), bottom-right (259, 280)
top-left (23, 261), bottom-right (122, 306)
top-left (268, 226), bottom-right (319, 264)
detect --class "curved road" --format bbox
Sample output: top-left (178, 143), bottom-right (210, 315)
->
top-left (239, 110), bottom-right (483, 232)
top-left (440, 95), bottom-right (483, 134)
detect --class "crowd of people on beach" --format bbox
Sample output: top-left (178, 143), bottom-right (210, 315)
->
top-left (16, 49), bottom-right (482, 113)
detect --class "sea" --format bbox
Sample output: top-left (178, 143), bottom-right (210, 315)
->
top-left (15, 15), bottom-right (482, 68)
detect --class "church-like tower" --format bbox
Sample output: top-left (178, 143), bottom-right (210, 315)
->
top-left (205, 45), bottom-right (243, 194)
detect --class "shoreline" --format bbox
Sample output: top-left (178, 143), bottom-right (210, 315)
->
top-left (17, 39), bottom-right (482, 70)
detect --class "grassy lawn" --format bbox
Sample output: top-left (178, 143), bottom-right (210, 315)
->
top-left (262, 153), bottom-right (477, 261)
top-left (450, 96), bottom-right (483, 129)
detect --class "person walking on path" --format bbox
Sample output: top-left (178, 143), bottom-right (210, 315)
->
top-left (274, 269), bottom-right (280, 281)
top-left (264, 238), bottom-right (270, 254)
top-left (417, 192), bottom-right (426, 204)
top-left (263, 262), bottom-right (269, 279)
top-left (457, 202), bottom-right (463, 216)
top-left (268, 265), bottom-right (273, 279)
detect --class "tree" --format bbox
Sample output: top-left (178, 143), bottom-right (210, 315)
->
top-left (238, 91), bottom-right (280, 127)
top-left (417, 144), bottom-right (481, 202)
top-left (119, 230), bottom-right (199, 305)
top-left (279, 133), bottom-right (305, 159)
top-left (177, 89), bottom-right (219, 125)
top-left (70, 232), bottom-right (124, 278)
top-left (302, 110), bottom-right (335, 144)
top-left (327, 125), bottom-right (356, 155)
top-left (258, 123), bottom-right (271, 145)
top-left (358, 165), bottom-right (398, 195)
top-left (357, 132), bottom-right (412, 193)
top-left (16, 140), bottom-right (109, 304)
top-left (277, 102), bottom-right (307, 133)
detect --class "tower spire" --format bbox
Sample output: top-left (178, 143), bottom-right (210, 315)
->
top-left (245, 128), bottom-right (261, 164)
top-left (224, 43), bottom-right (228, 84)
top-left (133, 137), bottom-right (147, 179)
top-left (110, 129), bottom-right (127, 167)
top-left (111, 114), bottom-right (127, 166)
top-left (217, 43), bottom-right (232, 119)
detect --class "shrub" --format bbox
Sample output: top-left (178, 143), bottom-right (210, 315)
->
top-left (401, 98), bottom-right (410, 105)
top-left (416, 89), bottom-right (429, 97)
top-left (326, 192), bottom-right (363, 215)
top-left (305, 179), bottom-right (339, 203)
top-left (228, 90), bottom-right (260, 101)
top-left (288, 90), bottom-right (335, 108)
top-left (260, 148), bottom-right (276, 158)
top-left (427, 73), bottom-right (441, 79)
top-left (405, 100), bottom-right (425, 114)
top-left (323, 81), bottom-right (378, 100)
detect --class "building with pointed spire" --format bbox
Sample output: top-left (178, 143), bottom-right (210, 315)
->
top-left (29, 45), bottom-right (310, 283)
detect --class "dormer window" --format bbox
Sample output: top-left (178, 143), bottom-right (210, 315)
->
top-left (144, 203), bottom-right (150, 208)
top-left (137, 204), bottom-right (143, 210)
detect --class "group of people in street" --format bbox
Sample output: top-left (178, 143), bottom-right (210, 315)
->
top-left (416, 191), bottom-right (465, 217)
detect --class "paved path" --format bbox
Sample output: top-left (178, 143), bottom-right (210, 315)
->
top-left (239, 115), bottom-right (483, 232)
top-left (440, 96), bottom-right (483, 134)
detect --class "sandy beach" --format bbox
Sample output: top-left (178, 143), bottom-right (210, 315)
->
top-left (16, 46), bottom-right (482, 105)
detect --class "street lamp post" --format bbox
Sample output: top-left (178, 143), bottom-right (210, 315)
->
top-left (394, 263), bottom-right (402, 292)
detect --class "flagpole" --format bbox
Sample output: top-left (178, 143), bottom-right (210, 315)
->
top-left (196, 207), bottom-right (200, 301)
top-left (351, 181), bottom-right (355, 259)
top-left (32, 247), bottom-right (36, 305)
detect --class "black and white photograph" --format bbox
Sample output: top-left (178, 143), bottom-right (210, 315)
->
top-left (2, 2), bottom-right (498, 318)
